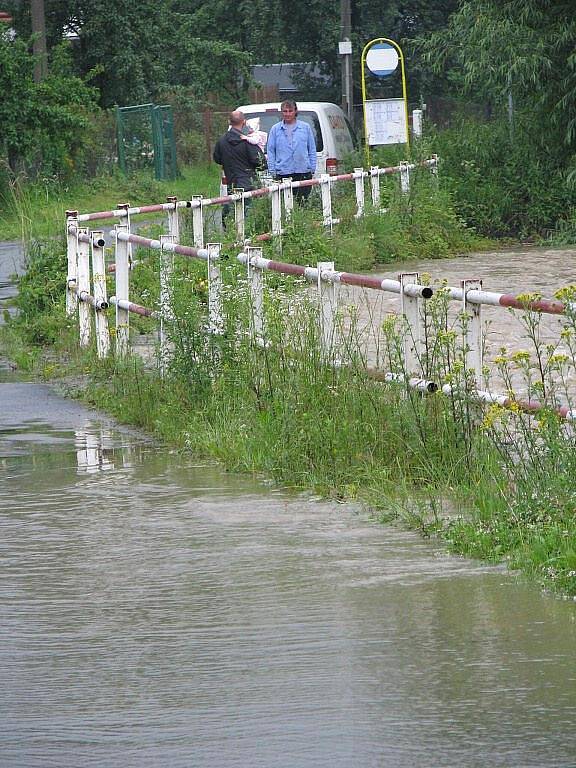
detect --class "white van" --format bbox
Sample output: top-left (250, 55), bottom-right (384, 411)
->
top-left (236, 101), bottom-right (356, 177)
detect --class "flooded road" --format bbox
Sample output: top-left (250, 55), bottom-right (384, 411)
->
top-left (1, 242), bottom-right (576, 766)
top-left (1, 380), bottom-right (576, 767)
top-left (0, 241), bottom-right (25, 322)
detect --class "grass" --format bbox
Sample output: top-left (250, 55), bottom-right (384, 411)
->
top-left (0, 164), bottom-right (221, 241)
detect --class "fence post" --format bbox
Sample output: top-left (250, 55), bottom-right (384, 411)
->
top-left (65, 210), bottom-right (79, 317)
top-left (369, 167), bottom-right (381, 209)
top-left (207, 243), bottom-right (223, 335)
top-left (91, 230), bottom-right (110, 359)
top-left (114, 204), bottom-right (131, 358)
top-left (461, 278), bottom-right (483, 388)
top-left (271, 181), bottom-right (283, 238)
top-left (159, 234), bottom-right (175, 373)
top-left (234, 192), bottom-right (245, 242)
top-left (282, 178), bottom-right (294, 221)
top-left (166, 196), bottom-right (179, 243)
top-left (399, 272), bottom-right (421, 375)
top-left (354, 168), bottom-right (365, 218)
top-left (246, 245), bottom-right (264, 346)
top-left (320, 174), bottom-right (334, 230)
top-left (412, 109), bottom-right (423, 138)
top-left (431, 154), bottom-right (439, 184)
top-left (77, 228), bottom-right (91, 348)
top-left (317, 261), bottom-right (338, 361)
top-left (192, 195), bottom-right (204, 248)
top-left (400, 161), bottom-right (410, 195)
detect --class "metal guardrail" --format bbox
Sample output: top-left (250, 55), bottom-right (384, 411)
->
top-left (64, 156), bottom-right (576, 421)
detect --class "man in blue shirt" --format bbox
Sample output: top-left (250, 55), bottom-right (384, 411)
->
top-left (267, 100), bottom-right (317, 201)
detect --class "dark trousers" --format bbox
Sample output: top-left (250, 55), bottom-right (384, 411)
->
top-left (222, 185), bottom-right (254, 228)
top-left (276, 172), bottom-right (313, 202)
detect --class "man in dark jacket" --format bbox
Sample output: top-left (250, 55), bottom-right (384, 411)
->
top-left (213, 110), bottom-right (264, 194)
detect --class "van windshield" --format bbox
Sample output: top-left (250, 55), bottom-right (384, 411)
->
top-left (242, 111), bottom-right (324, 152)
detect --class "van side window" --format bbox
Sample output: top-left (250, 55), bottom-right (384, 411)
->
top-left (344, 116), bottom-right (357, 147)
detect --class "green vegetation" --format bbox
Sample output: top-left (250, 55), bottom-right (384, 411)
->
top-left (3, 1), bottom-right (576, 242)
top-left (0, 164), bottom-right (220, 241)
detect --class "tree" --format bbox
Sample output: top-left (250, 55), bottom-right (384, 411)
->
top-left (4, 0), bottom-right (251, 107)
top-left (5, 0), bottom-right (460, 108)
top-left (0, 33), bottom-right (99, 176)
top-left (416, 1), bottom-right (576, 156)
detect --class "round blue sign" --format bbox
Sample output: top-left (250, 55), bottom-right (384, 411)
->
top-left (366, 43), bottom-right (399, 78)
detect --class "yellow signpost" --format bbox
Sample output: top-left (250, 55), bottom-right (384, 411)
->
top-left (361, 37), bottom-right (410, 166)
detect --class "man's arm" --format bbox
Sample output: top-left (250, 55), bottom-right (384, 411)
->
top-left (213, 139), bottom-right (221, 165)
top-left (307, 125), bottom-right (317, 174)
top-left (267, 125), bottom-right (277, 175)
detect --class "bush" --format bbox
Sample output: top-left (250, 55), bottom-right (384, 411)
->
top-left (431, 116), bottom-right (576, 238)
top-left (0, 38), bottom-right (100, 182)
top-left (9, 238), bottom-right (69, 345)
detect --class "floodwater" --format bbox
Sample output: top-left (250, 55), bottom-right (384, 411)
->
top-left (1, 243), bottom-right (576, 766)
top-left (0, 241), bottom-right (25, 322)
top-left (340, 246), bottom-right (576, 395)
top-left (1, 382), bottom-right (576, 768)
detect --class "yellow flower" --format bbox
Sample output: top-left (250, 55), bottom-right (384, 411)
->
top-left (511, 350), bottom-right (531, 364)
top-left (481, 404), bottom-right (504, 429)
top-left (516, 291), bottom-right (542, 305)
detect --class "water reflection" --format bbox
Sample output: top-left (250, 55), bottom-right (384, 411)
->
top-left (75, 428), bottom-right (116, 473)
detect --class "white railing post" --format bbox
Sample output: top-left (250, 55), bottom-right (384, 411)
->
top-left (114, 204), bottom-right (130, 358)
top-left (192, 195), bottom-right (204, 249)
top-left (370, 167), bottom-right (381, 209)
top-left (282, 178), bottom-right (294, 221)
top-left (234, 192), bottom-right (245, 242)
top-left (400, 161), bottom-right (410, 195)
top-left (207, 243), bottom-right (223, 335)
top-left (354, 168), bottom-right (365, 218)
top-left (77, 228), bottom-right (91, 348)
top-left (91, 230), bottom-right (110, 359)
top-left (271, 181), bottom-right (283, 237)
top-left (461, 278), bottom-right (483, 388)
top-left (166, 196), bottom-right (180, 243)
top-left (246, 245), bottom-right (264, 346)
top-left (159, 234), bottom-right (175, 373)
top-left (65, 210), bottom-right (79, 317)
top-left (412, 109), bottom-right (423, 138)
top-left (399, 272), bottom-right (421, 375)
top-left (317, 260), bottom-right (338, 361)
top-left (431, 154), bottom-right (439, 184)
top-left (320, 174), bottom-right (334, 230)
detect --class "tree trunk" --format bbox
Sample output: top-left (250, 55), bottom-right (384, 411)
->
top-left (31, 0), bottom-right (48, 82)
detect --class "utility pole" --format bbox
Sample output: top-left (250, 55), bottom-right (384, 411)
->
top-left (31, 0), bottom-right (48, 82)
top-left (339, 0), bottom-right (353, 122)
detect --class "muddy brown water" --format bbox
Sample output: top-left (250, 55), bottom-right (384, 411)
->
top-left (338, 245), bottom-right (576, 397)
top-left (1, 244), bottom-right (576, 766)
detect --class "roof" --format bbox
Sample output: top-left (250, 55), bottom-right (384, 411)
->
top-left (251, 63), bottom-right (332, 92)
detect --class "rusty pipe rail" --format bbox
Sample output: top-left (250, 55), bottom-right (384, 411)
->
top-left (446, 285), bottom-right (571, 317)
top-left (236, 252), bottom-right (434, 299)
top-left (72, 158), bottom-right (439, 222)
top-left (109, 296), bottom-right (156, 318)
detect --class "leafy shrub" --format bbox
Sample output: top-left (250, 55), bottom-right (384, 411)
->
top-left (432, 116), bottom-right (576, 237)
top-left (0, 39), bottom-right (100, 181)
top-left (10, 238), bottom-right (69, 345)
